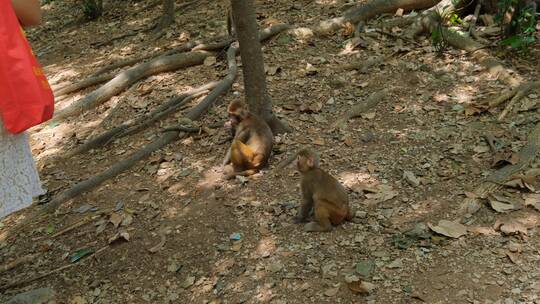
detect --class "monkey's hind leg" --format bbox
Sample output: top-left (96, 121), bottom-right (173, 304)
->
top-left (304, 201), bottom-right (333, 232)
top-left (230, 140), bottom-right (256, 168)
top-left (345, 206), bottom-right (353, 221)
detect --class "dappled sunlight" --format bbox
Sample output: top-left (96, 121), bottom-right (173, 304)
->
top-left (253, 236), bottom-right (277, 258)
top-left (196, 165), bottom-right (224, 191)
top-left (339, 170), bottom-right (378, 189)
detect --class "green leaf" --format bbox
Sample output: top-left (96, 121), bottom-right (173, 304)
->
top-left (70, 248), bottom-right (95, 263)
top-left (46, 223), bottom-right (55, 234)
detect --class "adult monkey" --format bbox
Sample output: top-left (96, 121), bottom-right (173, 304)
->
top-left (222, 100), bottom-right (273, 179)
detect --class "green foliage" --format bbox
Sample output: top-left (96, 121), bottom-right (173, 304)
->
top-left (448, 13), bottom-right (464, 26)
top-left (495, 0), bottom-right (537, 52)
top-left (82, 0), bottom-right (103, 21)
top-left (431, 25), bottom-right (449, 53)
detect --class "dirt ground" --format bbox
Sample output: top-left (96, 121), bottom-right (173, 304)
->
top-left (1, 0), bottom-right (540, 303)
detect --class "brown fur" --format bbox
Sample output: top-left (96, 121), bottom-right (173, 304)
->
top-left (295, 149), bottom-right (352, 232)
top-left (223, 100), bottom-right (273, 179)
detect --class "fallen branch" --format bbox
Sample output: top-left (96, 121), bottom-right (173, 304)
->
top-left (0, 246), bottom-right (108, 292)
top-left (45, 44), bottom-right (239, 212)
top-left (67, 81), bottom-right (219, 156)
top-left (0, 254), bottom-right (39, 274)
top-left (52, 51), bottom-right (212, 122)
top-left (460, 122), bottom-right (540, 215)
top-left (333, 90), bottom-right (387, 129)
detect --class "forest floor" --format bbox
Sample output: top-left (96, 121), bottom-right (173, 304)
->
top-left (1, 0), bottom-right (540, 303)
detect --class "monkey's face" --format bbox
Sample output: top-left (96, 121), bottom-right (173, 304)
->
top-left (228, 113), bottom-right (241, 126)
top-left (297, 155), bottom-right (310, 173)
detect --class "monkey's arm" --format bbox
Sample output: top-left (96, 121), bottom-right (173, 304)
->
top-left (295, 186), bottom-right (313, 223)
top-left (222, 147), bottom-right (232, 166)
top-left (235, 129), bottom-right (250, 143)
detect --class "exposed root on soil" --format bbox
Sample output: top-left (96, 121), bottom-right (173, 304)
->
top-left (67, 81), bottom-right (219, 157)
top-left (459, 122), bottom-right (540, 216)
top-left (45, 44), bottom-right (239, 212)
top-left (54, 73), bottom-right (114, 97)
top-left (91, 23), bottom-right (286, 78)
top-left (497, 81), bottom-right (540, 120)
top-left (314, 0), bottom-right (440, 35)
top-left (52, 51), bottom-right (212, 122)
top-left (333, 90), bottom-right (387, 129)
top-left (0, 254), bottom-right (39, 274)
top-left (56, 24), bottom-right (288, 119)
top-left (0, 246), bottom-right (109, 292)
top-left (411, 13), bottom-right (520, 87)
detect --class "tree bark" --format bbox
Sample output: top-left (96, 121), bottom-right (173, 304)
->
top-left (230, 0), bottom-right (290, 134)
top-left (155, 0), bottom-right (175, 32)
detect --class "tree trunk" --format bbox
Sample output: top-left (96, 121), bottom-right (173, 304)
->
top-left (155, 0), bottom-right (175, 32)
top-left (230, 0), bottom-right (290, 134)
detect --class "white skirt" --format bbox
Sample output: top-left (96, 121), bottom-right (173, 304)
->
top-left (0, 121), bottom-right (44, 218)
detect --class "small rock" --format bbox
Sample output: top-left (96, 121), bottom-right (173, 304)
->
top-left (267, 261), bottom-right (284, 273)
top-left (324, 287), bottom-right (339, 297)
top-left (403, 171), bottom-right (420, 187)
top-left (7, 288), bottom-right (56, 304)
top-left (387, 259), bottom-right (403, 269)
top-left (355, 211), bottom-right (367, 218)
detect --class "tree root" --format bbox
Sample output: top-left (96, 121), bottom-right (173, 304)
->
top-left (67, 81), bottom-right (219, 157)
top-left (52, 51), bottom-right (212, 122)
top-left (0, 246), bottom-right (109, 292)
top-left (497, 81), bottom-right (540, 120)
top-left (55, 73), bottom-right (114, 97)
top-left (55, 23), bottom-right (288, 119)
top-left (0, 254), bottom-right (39, 274)
top-left (45, 44), bottom-right (239, 212)
top-left (333, 90), bottom-right (387, 129)
top-left (91, 38), bottom-right (218, 77)
top-left (91, 23), bottom-right (286, 79)
top-left (412, 16), bottom-right (520, 87)
top-left (314, 0), bottom-right (440, 35)
top-left (459, 122), bottom-right (540, 215)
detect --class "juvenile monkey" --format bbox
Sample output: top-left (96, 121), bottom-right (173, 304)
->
top-left (294, 149), bottom-right (352, 232)
top-left (223, 100), bottom-right (273, 179)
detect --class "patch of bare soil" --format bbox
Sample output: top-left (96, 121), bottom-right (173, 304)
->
top-left (1, 0), bottom-right (539, 303)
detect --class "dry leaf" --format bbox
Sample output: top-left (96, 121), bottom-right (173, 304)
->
top-left (494, 218), bottom-right (528, 236)
top-left (428, 220), bottom-right (467, 238)
top-left (467, 226), bottom-right (499, 235)
top-left (365, 184), bottom-right (398, 203)
top-left (108, 230), bottom-right (130, 244)
top-left (348, 280), bottom-right (376, 295)
top-left (109, 213), bottom-right (123, 228)
top-left (313, 138), bottom-right (325, 146)
top-left (506, 251), bottom-right (520, 264)
top-left (524, 194), bottom-right (540, 211)
top-left (464, 105), bottom-right (486, 116)
top-left (343, 135), bottom-right (354, 147)
top-left (324, 287), bottom-right (340, 297)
